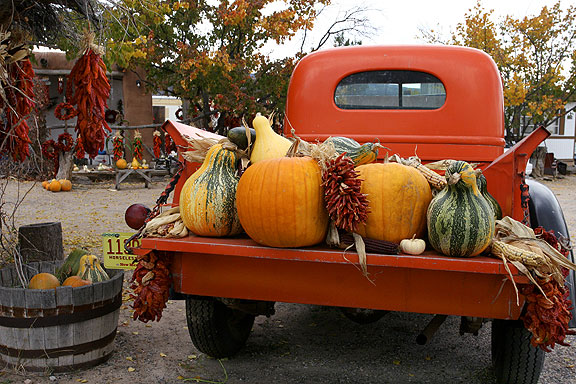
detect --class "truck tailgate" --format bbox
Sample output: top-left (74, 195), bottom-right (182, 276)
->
top-left (139, 235), bottom-right (528, 320)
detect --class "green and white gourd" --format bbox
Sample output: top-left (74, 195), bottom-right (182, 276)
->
top-left (323, 136), bottom-right (380, 165)
top-left (427, 161), bottom-right (495, 257)
top-left (476, 172), bottom-right (503, 220)
top-left (180, 143), bottom-right (243, 237)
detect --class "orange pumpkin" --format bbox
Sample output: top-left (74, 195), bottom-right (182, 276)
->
top-left (41, 180), bottom-right (49, 189)
top-left (356, 162), bottom-right (432, 243)
top-left (59, 179), bottom-right (72, 191)
top-left (236, 156), bottom-right (329, 247)
top-left (62, 275), bottom-right (91, 287)
top-left (28, 272), bottom-right (60, 289)
top-left (116, 159), bottom-right (127, 169)
top-left (48, 180), bottom-right (62, 192)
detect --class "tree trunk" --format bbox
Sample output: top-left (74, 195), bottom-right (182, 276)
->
top-left (56, 150), bottom-right (74, 180)
top-left (530, 146), bottom-right (546, 178)
top-left (18, 222), bottom-right (64, 262)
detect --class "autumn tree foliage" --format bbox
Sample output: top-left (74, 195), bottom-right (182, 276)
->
top-left (102, 0), bottom-right (330, 133)
top-left (421, 1), bottom-right (576, 144)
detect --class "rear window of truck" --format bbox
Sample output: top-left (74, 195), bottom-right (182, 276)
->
top-left (334, 70), bottom-right (446, 110)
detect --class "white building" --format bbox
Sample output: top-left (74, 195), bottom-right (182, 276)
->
top-left (538, 101), bottom-right (576, 164)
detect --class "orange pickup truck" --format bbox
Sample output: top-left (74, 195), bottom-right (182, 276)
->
top-left (137, 45), bottom-right (575, 384)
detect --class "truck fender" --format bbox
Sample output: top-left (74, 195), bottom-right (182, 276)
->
top-left (526, 179), bottom-right (576, 328)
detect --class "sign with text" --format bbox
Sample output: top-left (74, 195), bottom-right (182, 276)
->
top-left (102, 232), bottom-right (140, 270)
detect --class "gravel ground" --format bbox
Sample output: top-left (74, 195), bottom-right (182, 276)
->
top-left (0, 174), bottom-right (575, 384)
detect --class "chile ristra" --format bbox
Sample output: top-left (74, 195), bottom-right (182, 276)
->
top-left (427, 161), bottom-right (495, 257)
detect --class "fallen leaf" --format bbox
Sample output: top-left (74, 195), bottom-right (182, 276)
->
top-left (128, 367), bottom-right (135, 372)
top-left (393, 360), bottom-right (401, 365)
top-left (188, 354), bottom-right (197, 360)
top-left (126, 356), bottom-right (133, 361)
top-left (160, 352), bottom-right (167, 357)
top-left (132, 331), bottom-right (139, 335)
top-left (76, 380), bottom-right (88, 383)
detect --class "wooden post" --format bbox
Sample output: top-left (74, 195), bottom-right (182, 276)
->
top-left (18, 222), bottom-right (64, 262)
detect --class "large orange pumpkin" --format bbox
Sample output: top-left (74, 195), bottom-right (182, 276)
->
top-left (116, 159), bottom-right (128, 169)
top-left (48, 180), bottom-right (62, 192)
top-left (236, 156), bottom-right (329, 247)
top-left (59, 179), bottom-right (72, 191)
top-left (28, 272), bottom-right (61, 289)
top-left (356, 162), bottom-right (432, 243)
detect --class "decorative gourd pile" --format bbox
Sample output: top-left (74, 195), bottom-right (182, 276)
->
top-left (27, 249), bottom-right (109, 289)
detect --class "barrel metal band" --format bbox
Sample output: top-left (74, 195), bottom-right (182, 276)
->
top-left (0, 293), bottom-right (121, 328)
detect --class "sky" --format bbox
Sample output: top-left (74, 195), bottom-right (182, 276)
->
top-left (266, 0), bottom-right (576, 58)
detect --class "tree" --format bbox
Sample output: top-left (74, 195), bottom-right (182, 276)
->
top-left (94, 0), bottom-right (330, 134)
top-left (420, 1), bottom-right (576, 144)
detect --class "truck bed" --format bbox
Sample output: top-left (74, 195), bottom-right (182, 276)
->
top-left (139, 235), bottom-right (529, 320)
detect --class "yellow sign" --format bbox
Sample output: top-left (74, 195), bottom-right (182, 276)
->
top-left (102, 232), bottom-right (140, 270)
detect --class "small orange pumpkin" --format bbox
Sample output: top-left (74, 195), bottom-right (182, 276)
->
top-left (59, 179), bottom-right (72, 191)
top-left (116, 159), bottom-right (128, 169)
top-left (48, 180), bottom-right (62, 192)
top-left (62, 275), bottom-right (91, 287)
top-left (41, 180), bottom-right (49, 189)
top-left (29, 272), bottom-right (61, 289)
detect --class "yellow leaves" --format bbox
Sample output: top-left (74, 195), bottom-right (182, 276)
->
top-left (504, 73), bottom-right (527, 106)
top-left (127, 367), bottom-right (136, 372)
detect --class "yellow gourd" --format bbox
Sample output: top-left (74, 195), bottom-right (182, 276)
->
top-left (131, 158), bottom-right (140, 169)
top-left (249, 113), bottom-right (292, 164)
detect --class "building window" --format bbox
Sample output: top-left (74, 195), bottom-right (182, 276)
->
top-left (522, 116), bottom-right (559, 135)
top-left (334, 70), bottom-right (446, 110)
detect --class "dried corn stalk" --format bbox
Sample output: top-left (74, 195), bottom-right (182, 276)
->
top-left (490, 216), bottom-right (576, 351)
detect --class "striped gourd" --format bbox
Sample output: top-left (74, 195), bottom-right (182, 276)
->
top-left (76, 254), bottom-right (110, 282)
top-left (476, 172), bottom-right (503, 220)
top-left (180, 143), bottom-right (243, 237)
top-left (323, 137), bottom-right (380, 165)
top-left (427, 161), bottom-right (495, 257)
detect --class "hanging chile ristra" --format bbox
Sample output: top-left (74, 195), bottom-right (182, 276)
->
top-left (1, 58), bottom-right (34, 161)
top-left (153, 130), bottom-right (162, 158)
top-left (66, 32), bottom-right (111, 158)
top-left (133, 130), bottom-right (143, 161)
top-left (112, 131), bottom-right (124, 161)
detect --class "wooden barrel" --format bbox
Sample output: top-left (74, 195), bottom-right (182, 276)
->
top-left (0, 260), bottom-right (124, 372)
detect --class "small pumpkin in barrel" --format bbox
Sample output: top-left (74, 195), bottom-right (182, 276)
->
top-left (236, 156), bottom-right (329, 247)
top-left (29, 272), bottom-right (60, 289)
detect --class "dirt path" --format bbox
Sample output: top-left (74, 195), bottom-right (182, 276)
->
top-left (0, 176), bottom-right (575, 384)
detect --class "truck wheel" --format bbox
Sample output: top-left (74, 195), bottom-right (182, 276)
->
top-left (491, 319), bottom-right (545, 384)
top-left (185, 296), bottom-right (255, 358)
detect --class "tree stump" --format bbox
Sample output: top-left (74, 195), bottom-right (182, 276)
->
top-left (18, 222), bottom-right (64, 262)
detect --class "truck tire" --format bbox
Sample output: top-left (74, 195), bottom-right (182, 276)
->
top-left (185, 296), bottom-right (255, 358)
top-left (491, 319), bottom-right (545, 384)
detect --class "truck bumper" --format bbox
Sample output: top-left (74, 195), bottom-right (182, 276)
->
top-left (140, 236), bottom-right (528, 320)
